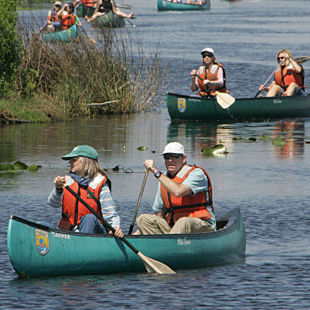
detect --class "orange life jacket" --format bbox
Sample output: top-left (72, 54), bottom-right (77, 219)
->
top-left (196, 63), bottom-right (228, 97)
top-left (59, 175), bottom-right (107, 230)
top-left (61, 13), bottom-right (76, 30)
top-left (81, 0), bottom-right (95, 7)
top-left (161, 165), bottom-right (214, 226)
top-left (274, 65), bottom-right (305, 91)
top-left (47, 9), bottom-right (61, 23)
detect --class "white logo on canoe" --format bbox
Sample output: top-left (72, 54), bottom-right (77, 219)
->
top-left (35, 229), bottom-right (49, 255)
top-left (177, 238), bottom-right (191, 245)
top-left (178, 98), bottom-right (186, 113)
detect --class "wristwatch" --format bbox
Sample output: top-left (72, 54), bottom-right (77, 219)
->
top-left (153, 170), bottom-right (162, 179)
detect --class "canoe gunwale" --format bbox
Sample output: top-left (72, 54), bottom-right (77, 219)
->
top-left (9, 207), bottom-right (239, 241)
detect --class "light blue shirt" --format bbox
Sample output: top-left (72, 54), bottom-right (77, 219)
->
top-left (152, 166), bottom-right (216, 230)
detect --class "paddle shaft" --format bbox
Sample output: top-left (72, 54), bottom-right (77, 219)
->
top-left (194, 73), bottom-right (222, 93)
top-left (254, 59), bottom-right (285, 98)
top-left (65, 185), bottom-right (140, 255)
top-left (128, 170), bottom-right (149, 235)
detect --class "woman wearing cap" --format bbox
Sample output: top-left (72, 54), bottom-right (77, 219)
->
top-left (258, 49), bottom-right (306, 97)
top-left (48, 145), bottom-right (123, 237)
top-left (135, 142), bottom-right (216, 235)
top-left (85, 0), bottom-right (134, 23)
top-left (40, 1), bottom-right (62, 33)
top-left (190, 47), bottom-right (229, 97)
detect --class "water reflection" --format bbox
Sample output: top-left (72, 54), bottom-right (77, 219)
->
top-left (272, 120), bottom-right (305, 159)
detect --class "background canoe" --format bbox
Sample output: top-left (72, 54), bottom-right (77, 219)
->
top-left (93, 11), bottom-right (126, 28)
top-left (157, 0), bottom-right (210, 11)
top-left (167, 92), bottom-right (310, 121)
top-left (76, 4), bottom-right (95, 17)
top-left (41, 23), bottom-right (79, 43)
top-left (7, 208), bottom-right (245, 278)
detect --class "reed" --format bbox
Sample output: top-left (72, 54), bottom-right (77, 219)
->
top-left (14, 16), bottom-right (168, 120)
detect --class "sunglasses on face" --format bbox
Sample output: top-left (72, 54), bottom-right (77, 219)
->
top-left (202, 53), bottom-right (214, 58)
top-left (163, 154), bottom-right (183, 160)
top-left (277, 57), bottom-right (285, 61)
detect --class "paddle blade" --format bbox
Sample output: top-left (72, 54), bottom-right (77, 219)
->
top-left (295, 56), bottom-right (310, 64)
top-left (215, 92), bottom-right (235, 109)
top-left (137, 252), bottom-right (176, 274)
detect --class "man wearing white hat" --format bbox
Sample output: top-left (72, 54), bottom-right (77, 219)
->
top-left (40, 1), bottom-right (63, 32)
top-left (136, 142), bottom-right (216, 234)
top-left (190, 47), bottom-right (229, 97)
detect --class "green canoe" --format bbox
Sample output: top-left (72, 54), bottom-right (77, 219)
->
top-left (41, 23), bottom-right (79, 43)
top-left (7, 208), bottom-right (245, 278)
top-left (93, 11), bottom-right (126, 28)
top-left (167, 92), bottom-right (310, 122)
top-left (76, 4), bottom-right (95, 17)
top-left (157, 0), bottom-right (210, 11)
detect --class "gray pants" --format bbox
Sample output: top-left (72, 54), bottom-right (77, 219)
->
top-left (136, 214), bottom-right (215, 234)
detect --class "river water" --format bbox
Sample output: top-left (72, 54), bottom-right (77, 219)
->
top-left (1, 0), bottom-right (310, 308)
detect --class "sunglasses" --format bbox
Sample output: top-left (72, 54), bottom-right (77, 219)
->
top-left (163, 154), bottom-right (183, 160)
top-left (202, 53), bottom-right (214, 58)
top-left (277, 57), bottom-right (285, 61)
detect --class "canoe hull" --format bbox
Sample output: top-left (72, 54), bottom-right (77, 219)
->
top-left (7, 208), bottom-right (245, 277)
top-left (76, 4), bottom-right (95, 17)
top-left (41, 24), bottom-right (78, 43)
top-left (157, 0), bottom-right (210, 11)
top-left (93, 11), bottom-right (125, 28)
top-left (167, 92), bottom-right (310, 121)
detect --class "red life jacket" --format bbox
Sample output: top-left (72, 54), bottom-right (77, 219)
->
top-left (59, 175), bottom-right (107, 230)
top-left (274, 65), bottom-right (305, 91)
top-left (61, 13), bottom-right (76, 30)
top-left (196, 62), bottom-right (228, 97)
top-left (47, 9), bottom-right (60, 23)
top-left (81, 0), bottom-right (96, 7)
top-left (161, 165), bottom-right (214, 226)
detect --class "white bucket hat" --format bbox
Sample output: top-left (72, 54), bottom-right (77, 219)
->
top-left (161, 142), bottom-right (185, 155)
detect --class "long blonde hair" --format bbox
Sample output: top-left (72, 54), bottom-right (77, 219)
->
top-left (77, 157), bottom-right (109, 180)
top-left (277, 49), bottom-right (293, 64)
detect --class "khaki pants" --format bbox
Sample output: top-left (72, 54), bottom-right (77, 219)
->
top-left (136, 214), bottom-right (215, 235)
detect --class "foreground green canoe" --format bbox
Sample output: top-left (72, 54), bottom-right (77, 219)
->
top-left (157, 0), bottom-right (210, 11)
top-left (7, 208), bottom-right (245, 277)
top-left (93, 11), bottom-right (125, 28)
top-left (167, 92), bottom-right (310, 121)
top-left (76, 4), bottom-right (95, 17)
top-left (41, 23), bottom-right (79, 43)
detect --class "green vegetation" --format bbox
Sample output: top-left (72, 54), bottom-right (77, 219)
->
top-left (1, 12), bottom-right (168, 123)
top-left (0, 0), bottom-right (22, 98)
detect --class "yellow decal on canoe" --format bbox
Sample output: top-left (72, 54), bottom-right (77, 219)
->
top-left (35, 229), bottom-right (49, 255)
top-left (177, 98), bottom-right (186, 113)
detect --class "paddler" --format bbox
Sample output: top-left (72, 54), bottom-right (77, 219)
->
top-left (48, 145), bottom-right (123, 237)
top-left (258, 49), bottom-right (306, 97)
top-left (190, 47), bottom-right (229, 97)
top-left (135, 142), bottom-right (216, 234)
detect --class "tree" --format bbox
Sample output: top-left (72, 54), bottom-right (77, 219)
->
top-left (0, 0), bottom-right (22, 97)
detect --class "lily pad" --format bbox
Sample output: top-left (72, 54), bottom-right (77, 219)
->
top-left (13, 161), bottom-right (28, 170)
top-left (201, 144), bottom-right (227, 156)
top-left (0, 163), bottom-right (15, 171)
top-left (137, 146), bottom-right (148, 151)
top-left (272, 138), bottom-right (286, 147)
top-left (27, 165), bottom-right (40, 172)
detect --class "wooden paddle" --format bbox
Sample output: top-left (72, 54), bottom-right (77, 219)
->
top-left (194, 74), bottom-right (235, 109)
top-left (295, 56), bottom-right (310, 64)
top-left (65, 185), bottom-right (175, 274)
top-left (254, 59), bottom-right (285, 98)
top-left (128, 170), bottom-right (149, 235)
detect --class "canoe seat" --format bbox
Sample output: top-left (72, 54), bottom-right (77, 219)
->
top-left (216, 220), bottom-right (228, 230)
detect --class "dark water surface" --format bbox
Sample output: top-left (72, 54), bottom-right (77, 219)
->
top-left (1, 0), bottom-right (310, 308)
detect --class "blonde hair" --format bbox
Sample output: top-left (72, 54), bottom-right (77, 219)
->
top-left (77, 156), bottom-right (109, 180)
top-left (277, 49), bottom-right (293, 63)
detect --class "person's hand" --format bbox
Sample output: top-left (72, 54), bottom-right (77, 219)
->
top-left (109, 227), bottom-right (124, 238)
top-left (190, 69), bottom-right (197, 77)
top-left (54, 176), bottom-right (65, 190)
top-left (203, 79), bottom-right (211, 85)
top-left (144, 159), bottom-right (157, 173)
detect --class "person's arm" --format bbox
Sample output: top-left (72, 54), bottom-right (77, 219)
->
top-left (289, 58), bottom-right (303, 74)
top-left (48, 176), bottom-right (65, 208)
top-left (190, 69), bottom-right (199, 91)
top-left (99, 183), bottom-right (123, 237)
top-left (144, 160), bottom-right (192, 197)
